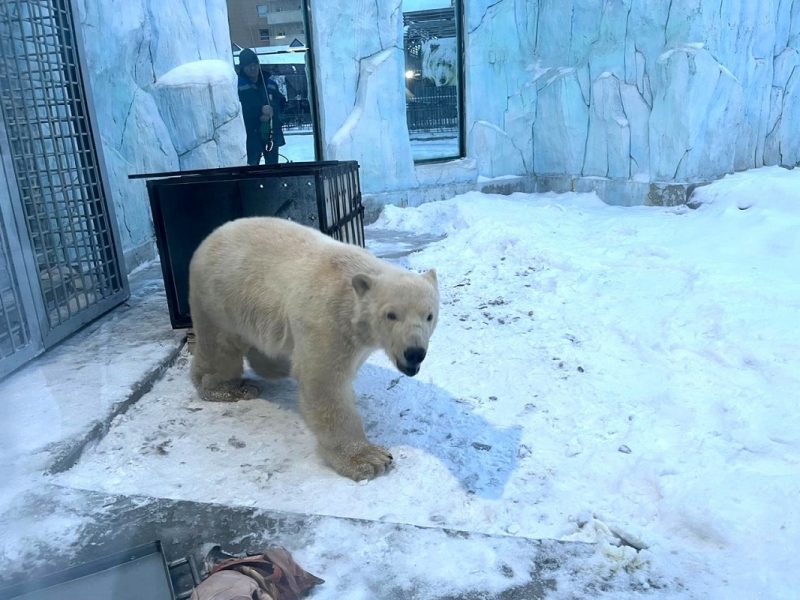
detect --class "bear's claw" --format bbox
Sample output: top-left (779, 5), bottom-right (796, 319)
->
top-left (327, 442), bottom-right (393, 481)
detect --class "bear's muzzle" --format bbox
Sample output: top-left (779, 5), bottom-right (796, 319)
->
top-left (398, 346), bottom-right (426, 377)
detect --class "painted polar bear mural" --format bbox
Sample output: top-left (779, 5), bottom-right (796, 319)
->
top-left (421, 37), bottom-right (457, 87)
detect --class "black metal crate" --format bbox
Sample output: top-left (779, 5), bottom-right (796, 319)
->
top-left (129, 161), bottom-right (364, 329)
top-left (0, 541), bottom-right (175, 600)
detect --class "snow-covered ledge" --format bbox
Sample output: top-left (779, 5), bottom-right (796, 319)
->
top-left (153, 60), bottom-right (243, 171)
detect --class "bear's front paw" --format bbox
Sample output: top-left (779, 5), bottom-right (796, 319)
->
top-left (326, 442), bottom-right (393, 481)
top-left (237, 378), bottom-right (262, 399)
top-left (198, 377), bottom-right (261, 402)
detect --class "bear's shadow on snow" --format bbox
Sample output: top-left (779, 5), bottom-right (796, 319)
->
top-left (243, 363), bottom-right (521, 499)
top-left (354, 363), bottom-right (521, 500)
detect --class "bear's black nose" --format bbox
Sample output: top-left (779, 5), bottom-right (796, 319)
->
top-left (404, 347), bottom-right (426, 365)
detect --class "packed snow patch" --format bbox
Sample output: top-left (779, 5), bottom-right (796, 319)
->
top-left (56, 166), bottom-right (800, 598)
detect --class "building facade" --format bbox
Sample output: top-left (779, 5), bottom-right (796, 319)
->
top-left (227, 0), bottom-right (306, 49)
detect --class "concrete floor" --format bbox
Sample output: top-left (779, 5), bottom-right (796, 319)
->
top-left (0, 236), bottom-right (654, 599)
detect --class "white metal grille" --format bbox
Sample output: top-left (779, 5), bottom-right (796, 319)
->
top-left (0, 0), bottom-right (128, 377)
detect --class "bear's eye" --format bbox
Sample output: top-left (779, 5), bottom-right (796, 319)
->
top-left (427, 313), bottom-right (433, 322)
top-left (387, 312), bottom-right (397, 321)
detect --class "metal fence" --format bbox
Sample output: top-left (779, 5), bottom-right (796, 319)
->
top-left (0, 0), bottom-right (128, 378)
top-left (264, 68), bottom-right (313, 131)
top-left (0, 207), bottom-right (32, 365)
top-left (406, 86), bottom-right (458, 135)
top-left (281, 97), bottom-right (313, 131)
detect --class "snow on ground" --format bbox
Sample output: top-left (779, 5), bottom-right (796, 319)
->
top-left (56, 166), bottom-right (800, 598)
top-left (280, 132), bottom-right (316, 163)
top-left (0, 272), bottom-right (182, 475)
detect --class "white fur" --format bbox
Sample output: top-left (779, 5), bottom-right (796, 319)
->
top-left (421, 38), bottom-right (457, 87)
top-left (188, 217), bottom-right (440, 480)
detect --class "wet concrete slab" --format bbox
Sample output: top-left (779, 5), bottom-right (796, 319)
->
top-left (0, 263), bottom-right (185, 478)
top-left (0, 485), bottom-right (599, 599)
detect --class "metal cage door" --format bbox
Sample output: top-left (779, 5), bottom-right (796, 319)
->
top-left (0, 0), bottom-right (129, 379)
top-left (0, 159), bottom-right (40, 375)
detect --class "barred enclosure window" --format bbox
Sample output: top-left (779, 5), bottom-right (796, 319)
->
top-left (0, 208), bottom-right (31, 361)
top-left (403, 0), bottom-right (464, 162)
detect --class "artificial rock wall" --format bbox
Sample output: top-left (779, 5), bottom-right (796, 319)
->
top-left (311, 0), bottom-right (420, 196)
top-left (76, 0), bottom-right (800, 258)
top-left (313, 0), bottom-right (800, 207)
top-left (468, 0), bottom-right (800, 184)
top-left (76, 0), bottom-right (244, 269)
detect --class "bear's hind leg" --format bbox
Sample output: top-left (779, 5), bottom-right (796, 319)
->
top-left (246, 348), bottom-right (292, 380)
top-left (190, 314), bottom-right (260, 402)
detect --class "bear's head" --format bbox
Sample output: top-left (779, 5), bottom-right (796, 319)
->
top-left (352, 269), bottom-right (439, 377)
top-left (421, 38), bottom-right (457, 87)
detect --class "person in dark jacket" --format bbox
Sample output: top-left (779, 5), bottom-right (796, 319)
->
top-left (237, 48), bottom-right (286, 165)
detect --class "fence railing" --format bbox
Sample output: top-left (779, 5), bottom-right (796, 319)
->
top-left (406, 87), bottom-right (458, 134)
top-left (280, 98), bottom-right (313, 131)
top-left (282, 114), bottom-right (313, 131)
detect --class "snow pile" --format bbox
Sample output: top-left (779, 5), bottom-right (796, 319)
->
top-left (156, 59), bottom-right (236, 87)
top-left (57, 167), bottom-right (800, 598)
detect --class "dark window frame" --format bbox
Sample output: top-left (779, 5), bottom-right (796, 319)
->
top-left (402, 0), bottom-right (466, 165)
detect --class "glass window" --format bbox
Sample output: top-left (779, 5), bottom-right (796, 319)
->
top-left (403, 0), bottom-right (463, 162)
top-left (257, 5), bottom-right (268, 18)
top-left (231, 1), bottom-right (320, 163)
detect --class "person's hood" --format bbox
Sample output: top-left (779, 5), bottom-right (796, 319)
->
top-left (238, 48), bottom-right (259, 69)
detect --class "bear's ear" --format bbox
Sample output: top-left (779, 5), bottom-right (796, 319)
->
top-left (430, 42), bottom-right (440, 52)
top-left (423, 268), bottom-right (438, 286)
top-left (352, 273), bottom-right (373, 297)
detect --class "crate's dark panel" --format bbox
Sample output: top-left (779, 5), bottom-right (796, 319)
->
top-left (137, 162), bottom-right (363, 329)
top-left (149, 179), bottom-right (242, 325)
top-left (0, 541), bottom-right (175, 600)
top-left (239, 175), bottom-right (319, 228)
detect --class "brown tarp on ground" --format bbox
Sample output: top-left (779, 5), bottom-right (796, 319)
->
top-left (190, 547), bottom-right (324, 600)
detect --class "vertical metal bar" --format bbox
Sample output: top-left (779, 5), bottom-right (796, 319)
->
top-left (55, 0), bottom-right (115, 292)
top-left (341, 166), bottom-right (348, 239)
top-left (66, 0), bottom-right (128, 300)
top-left (354, 163), bottom-right (364, 247)
top-left (301, 0), bottom-right (322, 161)
top-left (337, 173), bottom-right (345, 243)
top-left (456, 0), bottom-right (466, 159)
top-left (0, 229), bottom-right (22, 355)
top-left (0, 0), bottom-right (52, 342)
top-left (30, 1), bottom-right (84, 324)
top-left (50, 0), bottom-right (100, 321)
top-left (0, 105), bottom-right (44, 376)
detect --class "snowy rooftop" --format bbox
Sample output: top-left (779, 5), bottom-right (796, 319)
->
top-left (1, 166), bottom-right (799, 598)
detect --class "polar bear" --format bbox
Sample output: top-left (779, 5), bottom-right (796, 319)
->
top-left (421, 37), bottom-right (457, 87)
top-left (188, 217), bottom-right (440, 480)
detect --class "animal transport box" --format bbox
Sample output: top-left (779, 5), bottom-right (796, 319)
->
top-left (130, 161), bottom-right (364, 329)
top-left (0, 541), bottom-right (176, 600)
